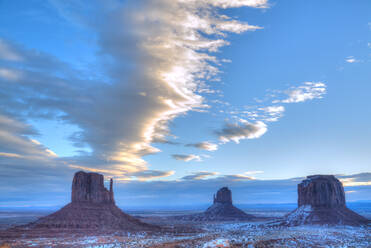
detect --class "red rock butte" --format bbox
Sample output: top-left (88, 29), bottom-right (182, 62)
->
top-left (283, 175), bottom-right (369, 226)
top-left (177, 187), bottom-right (255, 221)
top-left (21, 171), bottom-right (155, 232)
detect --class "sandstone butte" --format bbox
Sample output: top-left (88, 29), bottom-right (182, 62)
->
top-left (283, 175), bottom-right (369, 226)
top-left (176, 187), bottom-right (255, 221)
top-left (17, 171), bottom-right (157, 232)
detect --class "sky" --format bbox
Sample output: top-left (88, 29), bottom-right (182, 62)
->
top-left (0, 0), bottom-right (370, 208)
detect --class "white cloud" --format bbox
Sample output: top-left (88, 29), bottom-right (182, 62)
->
top-left (276, 82), bottom-right (326, 103)
top-left (181, 171), bottom-right (218, 180)
top-left (345, 56), bottom-right (359, 63)
top-left (172, 154), bottom-right (201, 162)
top-left (204, 0), bottom-right (268, 8)
top-left (213, 81), bottom-right (326, 148)
top-left (186, 141), bottom-right (218, 151)
top-left (216, 121), bottom-right (267, 143)
top-left (259, 105), bottom-right (285, 122)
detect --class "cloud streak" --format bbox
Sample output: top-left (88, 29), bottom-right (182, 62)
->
top-left (172, 154), bottom-right (201, 162)
top-left (181, 171), bottom-right (218, 180)
top-left (186, 141), bottom-right (218, 151)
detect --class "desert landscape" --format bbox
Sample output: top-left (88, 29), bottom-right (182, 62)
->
top-left (0, 172), bottom-right (369, 247)
top-left (1, 0), bottom-right (371, 247)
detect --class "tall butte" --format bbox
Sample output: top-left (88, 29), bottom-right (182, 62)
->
top-left (25, 171), bottom-right (155, 231)
top-left (283, 175), bottom-right (369, 226)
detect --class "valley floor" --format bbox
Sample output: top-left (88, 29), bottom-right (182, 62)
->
top-left (1, 219), bottom-right (370, 247)
top-left (0, 206), bottom-right (370, 247)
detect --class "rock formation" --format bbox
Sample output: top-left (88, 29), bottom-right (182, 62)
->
top-left (71, 171), bottom-right (115, 204)
top-left (283, 175), bottom-right (369, 226)
top-left (177, 187), bottom-right (254, 221)
top-left (23, 171), bottom-right (155, 232)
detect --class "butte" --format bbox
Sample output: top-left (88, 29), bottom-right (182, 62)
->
top-left (177, 187), bottom-right (254, 221)
top-left (282, 175), bottom-right (369, 226)
top-left (13, 171), bottom-right (156, 233)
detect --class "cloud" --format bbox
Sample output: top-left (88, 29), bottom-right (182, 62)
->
top-left (345, 56), bottom-right (359, 63)
top-left (216, 121), bottom-right (267, 143)
top-left (213, 81), bottom-right (326, 147)
top-left (0, 68), bottom-right (21, 81)
top-left (276, 82), bottom-right (327, 103)
top-left (186, 141), bottom-right (218, 151)
top-left (203, 0), bottom-right (268, 8)
top-left (0, 114), bottom-right (59, 160)
top-left (0, 39), bottom-right (23, 61)
top-left (259, 105), bottom-right (285, 122)
top-left (181, 171), bottom-right (218, 180)
top-left (128, 170), bottom-right (175, 181)
top-left (182, 171), bottom-right (260, 181)
top-left (218, 174), bottom-right (256, 181)
top-left (0, 0), bottom-right (266, 179)
top-left (172, 154), bottom-right (201, 162)
top-left (338, 173), bottom-right (371, 186)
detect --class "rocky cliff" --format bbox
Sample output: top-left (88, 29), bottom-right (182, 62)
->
top-left (298, 175), bottom-right (345, 208)
top-left (213, 187), bottom-right (232, 204)
top-left (283, 175), bottom-right (369, 226)
top-left (71, 171), bottom-right (114, 204)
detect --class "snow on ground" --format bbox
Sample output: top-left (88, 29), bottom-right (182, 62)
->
top-left (202, 238), bottom-right (229, 248)
top-left (2, 221), bottom-right (369, 247)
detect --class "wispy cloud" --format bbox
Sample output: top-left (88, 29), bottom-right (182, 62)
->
top-left (172, 154), bottom-right (201, 162)
top-left (259, 105), bottom-right (285, 122)
top-left (181, 171), bottom-right (218, 180)
top-left (128, 170), bottom-right (175, 181)
top-left (186, 141), bottom-right (218, 151)
top-left (345, 56), bottom-right (359, 63)
top-left (275, 82), bottom-right (327, 104)
top-left (338, 173), bottom-right (371, 186)
top-left (213, 81), bottom-right (326, 146)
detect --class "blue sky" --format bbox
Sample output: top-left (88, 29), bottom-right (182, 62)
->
top-left (0, 0), bottom-right (370, 207)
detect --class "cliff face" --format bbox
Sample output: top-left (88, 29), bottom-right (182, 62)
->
top-left (71, 171), bottom-right (114, 204)
top-left (298, 175), bottom-right (345, 208)
top-left (213, 187), bottom-right (232, 204)
top-left (283, 175), bottom-right (369, 226)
